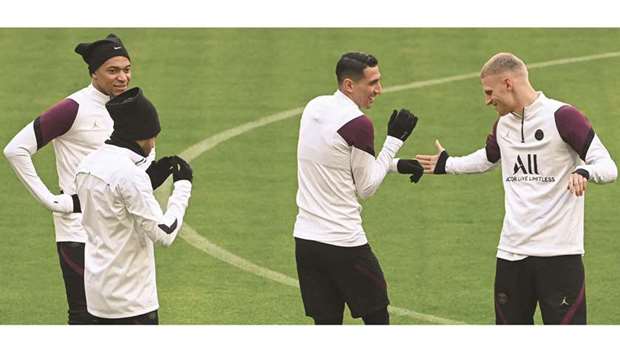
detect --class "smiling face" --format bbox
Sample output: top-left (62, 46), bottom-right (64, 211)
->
top-left (481, 73), bottom-right (517, 116)
top-left (344, 65), bottom-right (382, 109)
top-left (91, 56), bottom-right (131, 97)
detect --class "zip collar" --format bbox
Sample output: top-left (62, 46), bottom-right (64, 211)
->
top-left (335, 89), bottom-right (361, 110)
top-left (87, 83), bottom-right (112, 105)
top-left (511, 91), bottom-right (545, 120)
top-left (509, 92), bottom-right (545, 143)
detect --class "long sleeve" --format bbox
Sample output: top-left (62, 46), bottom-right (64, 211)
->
top-left (120, 171), bottom-right (192, 247)
top-left (337, 115), bottom-right (403, 200)
top-left (3, 99), bottom-right (79, 213)
top-left (555, 105), bottom-right (617, 184)
top-left (576, 135), bottom-right (617, 183)
top-left (3, 122), bottom-right (74, 213)
top-left (446, 148), bottom-right (499, 174)
top-left (445, 119), bottom-right (500, 174)
top-left (351, 136), bottom-right (403, 199)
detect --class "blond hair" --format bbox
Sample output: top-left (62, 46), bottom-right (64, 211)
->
top-left (480, 53), bottom-right (527, 78)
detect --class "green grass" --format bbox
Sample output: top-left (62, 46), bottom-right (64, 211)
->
top-left (1, 29), bottom-right (619, 324)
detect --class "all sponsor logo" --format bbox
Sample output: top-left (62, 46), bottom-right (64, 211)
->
top-left (513, 154), bottom-right (539, 175)
top-left (506, 153), bottom-right (556, 183)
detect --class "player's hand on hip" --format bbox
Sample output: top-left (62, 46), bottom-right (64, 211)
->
top-left (416, 139), bottom-right (448, 174)
top-left (172, 156), bottom-right (193, 183)
top-left (387, 109), bottom-right (418, 142)
top-left (51, 193), bottom-right (81, 213)
top-left (567, 172), bottom-right (588, 197)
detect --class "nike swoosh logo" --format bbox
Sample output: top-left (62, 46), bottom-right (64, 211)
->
top-left (113, 46), bottom-right (122, 50)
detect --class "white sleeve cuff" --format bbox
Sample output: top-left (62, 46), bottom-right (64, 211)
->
top-left (389, 158), bottom-right (399, 173)
top-left (383, 135), bottom-right (405, 153)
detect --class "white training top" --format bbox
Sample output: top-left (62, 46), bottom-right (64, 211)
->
top-left (294, 90), bottom-right (402, 247)
top-left (75, 144), bottom-right (191, 319)
top-left (445, 92), bottom-right (617, 260)
top-left (3, 84), bottom-right (154, 243)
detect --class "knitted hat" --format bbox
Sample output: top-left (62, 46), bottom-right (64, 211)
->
top-left (75, 33), bottom-right (130, 74)
top-left (105, 87), bottom-right (161, 141)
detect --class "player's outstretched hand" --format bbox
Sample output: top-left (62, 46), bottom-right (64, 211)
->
top-left (146, 156), bottom-right (176, 190)
top-left (387, 109), bottom-right (418, 142)
top-left (567, 172), bottom-right (588, 197)
top-left (172, 156), bottom-right (193, 183)
top-left (415, 139), bottom-right (449, 174)
top-left (396, 159), bottom-right (424, 183)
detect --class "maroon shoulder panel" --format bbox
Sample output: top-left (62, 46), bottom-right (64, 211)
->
top-left (485, 119), bottom-right (501, 163)
top-left (554, 105), bottom-right (594, 161)
top-left (337, 115), bottom-right (376, 157)
top-left (33, 99), bottom-right (79, 150)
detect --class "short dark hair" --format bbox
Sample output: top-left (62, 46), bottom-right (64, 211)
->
top-left (336, 52), bottom-right (378, 84)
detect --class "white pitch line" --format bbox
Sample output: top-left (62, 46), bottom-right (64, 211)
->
top-left (179, 220), bottom-right (464, 324)
top-left (527, 51), bottom-right (620, 69)
top-left (162, 50), bottom-right (620, 325)
top-left (181, 224), bottom-right (300, 288)
top-left (387, 306), bottom-right (464, 325)
top-left (176, 50), bottom-right (620, 163)
top-left (383, 51), bottom-right (620, 93)
top-left (181, 107), bottom-right (304, 162)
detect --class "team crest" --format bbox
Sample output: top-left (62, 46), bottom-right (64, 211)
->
top-left (535, 129), bottom-right (544, 141)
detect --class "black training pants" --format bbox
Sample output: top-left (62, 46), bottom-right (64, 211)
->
top-left (494, 255), bottom-right (586, 325)
top-left (295, 238), bottom-right (390, 323)
top-left (57, 241), bottom-right (92, 324)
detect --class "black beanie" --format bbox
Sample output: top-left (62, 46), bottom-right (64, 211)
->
top-left (75, 33), bottom-right (131, 74)
top-left (106, 87), bottom-right (161, 141)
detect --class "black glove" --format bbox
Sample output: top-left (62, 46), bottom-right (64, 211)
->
top-left (172, 156), bottom-right (193, 183)
top-left (397, 159), bottom-right (424, 183)
top-left (146, 156), bottom-right (176, 190)
top-left (387, 109), bottom-right (418, 142)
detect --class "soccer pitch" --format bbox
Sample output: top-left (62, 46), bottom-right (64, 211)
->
top-left (0, 28), bottom-right (618, 324)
